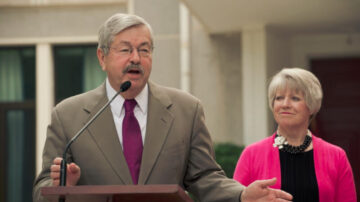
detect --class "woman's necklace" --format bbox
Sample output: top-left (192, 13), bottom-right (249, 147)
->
top-left (273, 130), bottom-right (312, 154)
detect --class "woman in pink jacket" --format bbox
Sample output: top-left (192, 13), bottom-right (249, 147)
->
top-left (234, 68), bottom-right (357, 202)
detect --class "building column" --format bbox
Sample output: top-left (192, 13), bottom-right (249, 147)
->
top-left (36, 43), bottom-right (54, 174)
top-left (179, 2), bottom-right (191, 92)
top-left (241, 26), bottom-right (268, 145)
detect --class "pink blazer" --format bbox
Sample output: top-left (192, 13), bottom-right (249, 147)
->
top-left (233, 133), bottom-right (357, 202)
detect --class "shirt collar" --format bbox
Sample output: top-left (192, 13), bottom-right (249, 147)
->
top-left (106, 78), bottom-right (148, 116)
top-left (135, 82), bottom-right (148, 115)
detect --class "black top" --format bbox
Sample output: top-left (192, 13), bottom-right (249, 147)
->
top-left (280, 150), bottom-right (319, 202)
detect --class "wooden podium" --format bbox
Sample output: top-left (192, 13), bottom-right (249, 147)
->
top-left (41, 185), bottom-right (193, 202)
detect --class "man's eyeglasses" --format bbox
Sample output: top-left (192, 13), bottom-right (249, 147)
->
top-left (106, 45), bottom-right (153, 57)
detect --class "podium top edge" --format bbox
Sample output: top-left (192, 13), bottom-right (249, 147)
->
top-left (42, 184), bottom-right (185, 195)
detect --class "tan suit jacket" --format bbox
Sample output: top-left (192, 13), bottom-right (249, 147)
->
top-left (33, 81), bottom-right (244, 202)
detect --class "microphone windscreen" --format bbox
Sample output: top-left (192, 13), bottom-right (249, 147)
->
top-left (120, 81), bottom-right (131, 92)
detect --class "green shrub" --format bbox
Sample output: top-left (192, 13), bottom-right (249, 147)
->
top-left (186, 143), bottom-right (245, 201)
top-left (214, 143), bottom-right (244, 178)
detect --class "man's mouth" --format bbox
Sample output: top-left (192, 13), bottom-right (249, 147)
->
top-left (127, 69), bottom-right (141, 74)
top-left (123, 64), bottom-right (144, 75)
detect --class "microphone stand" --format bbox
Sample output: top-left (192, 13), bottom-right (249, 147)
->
top-left (58, 81), bottom-right (131, 202)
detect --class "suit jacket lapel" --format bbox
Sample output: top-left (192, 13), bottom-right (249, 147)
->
top-left (138, 81), bottom-right (174, 184)
top-left (84, 83), bottom-right (133, 184)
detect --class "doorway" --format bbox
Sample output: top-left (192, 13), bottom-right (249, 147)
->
top-left (0, 46), bottom-right (36, 202)
top-left (0, 102), bottom-right (35, 202)
top-left (310, 57), bottom-right (360, 197)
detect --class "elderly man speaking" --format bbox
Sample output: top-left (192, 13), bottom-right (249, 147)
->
top-left (33, 13), bottom-right (292, 202)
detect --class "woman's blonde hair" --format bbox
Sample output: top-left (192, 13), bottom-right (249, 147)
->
top-left (268, 67), bottom-right (323, 117)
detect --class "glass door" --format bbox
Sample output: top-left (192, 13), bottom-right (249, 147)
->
top-left (0, 105), bottom-right (35, 202)
top-left (0, 46), bottom-right (35, 202)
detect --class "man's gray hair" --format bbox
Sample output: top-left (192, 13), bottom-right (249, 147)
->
top-left (268, 67), bottom-right (323, 117)
top-left (98, 13), bottom-right (154, 55)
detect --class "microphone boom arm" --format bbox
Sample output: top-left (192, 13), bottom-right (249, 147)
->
top-left (59, 81), bottom-right (131, 186)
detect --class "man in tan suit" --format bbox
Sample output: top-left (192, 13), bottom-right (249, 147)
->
top-left (33, 13), bottom-right (292, 202)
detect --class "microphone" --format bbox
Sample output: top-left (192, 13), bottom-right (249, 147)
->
top-left (59, 81), bottom-right (131, 190)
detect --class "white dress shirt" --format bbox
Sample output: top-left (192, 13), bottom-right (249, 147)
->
top-left (106, 78), bottom-right (148, 148)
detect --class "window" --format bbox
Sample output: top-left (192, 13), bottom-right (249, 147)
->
top-left (0, 46), bottom-right (35, 202)
top-left (54, 45), bottom-right (106, 104)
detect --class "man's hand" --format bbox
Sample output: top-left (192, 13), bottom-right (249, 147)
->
top-left (241, 178), bottom-right (292, 202)
top-left (50, 157), bottom-right (81, 186)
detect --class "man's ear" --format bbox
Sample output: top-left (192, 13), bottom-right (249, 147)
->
top-left (97, 48), bottom-right (106, 71)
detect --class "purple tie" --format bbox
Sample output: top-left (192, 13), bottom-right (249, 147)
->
top-left (122, 99), bottom-right (143, 184)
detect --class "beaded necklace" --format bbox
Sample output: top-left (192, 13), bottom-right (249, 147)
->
top-left (273, 130), bottom-right (312, 154)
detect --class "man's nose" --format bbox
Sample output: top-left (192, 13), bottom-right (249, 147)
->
top-left (129, 49), bottom-right (141, 64)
